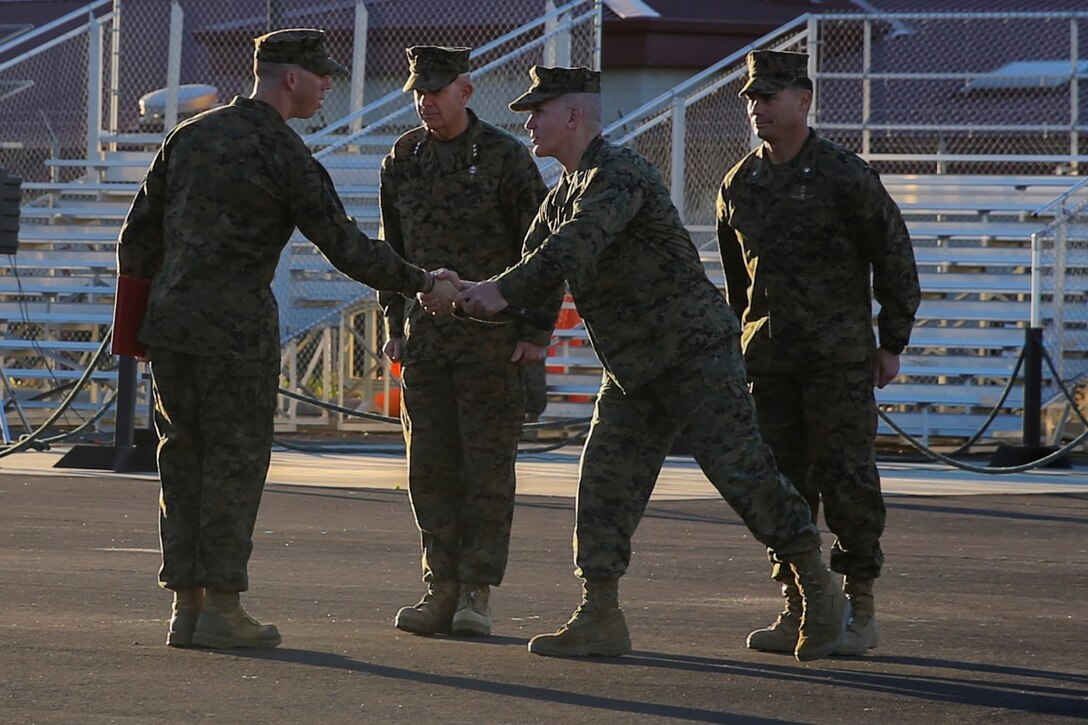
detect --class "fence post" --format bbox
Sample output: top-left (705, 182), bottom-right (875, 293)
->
top-left (1030, 233), bottom-right (1042, 328)
top-left (806, 14), bottom-right (818, 129)
top-left (862, 19), bottom-right (871, 158)
top-left (86, 13), bottom-right (103, 168)
top-left (350, 0), bottom-right (368, 136)
top-left (592, 0), bottom-right (603, 70)
top-left (165, 1), bottom-right (183, 133)
top-left (1071, 17), bottom-right (1080, 174)
top-left (108, 0), bottom-right (121, 150)
top-left (670, 95), bottom-right (685, 221)
top-left (545, 1), bottom-right (571, 67)
top-left (1054, 222), bottom-right (1069, 382)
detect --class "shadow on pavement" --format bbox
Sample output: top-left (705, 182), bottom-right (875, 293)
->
top-left (223, 647), bottom-right (795, 724)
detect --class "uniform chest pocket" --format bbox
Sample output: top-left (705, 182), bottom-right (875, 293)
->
top-left (726, 204), bottom-right (766, 259)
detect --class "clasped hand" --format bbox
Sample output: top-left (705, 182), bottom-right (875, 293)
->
top-left (416, 270), bottom-right (460, 315)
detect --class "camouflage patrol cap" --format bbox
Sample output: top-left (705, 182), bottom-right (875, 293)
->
top-left (254, 28), bottom-right (348, 76)
top-left (402, 46), bottom-right (471, 92)
top-left (508, 65), bottom-right (601, 111)
top-left (739, 50), bottom-right (809, 96)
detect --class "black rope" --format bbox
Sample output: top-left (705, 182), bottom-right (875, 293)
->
top-left (947, 346), bottom-right (1026, 455)
top-left (0, 330), bottom-right (114, 458)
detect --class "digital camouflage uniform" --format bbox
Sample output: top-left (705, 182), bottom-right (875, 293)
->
top-left (716, 127), bottom-right (920, 580)
top-left (494, 127), bottom-right (821, 581)
top-left (522, 359), bottom-right (549, 421)
top-left (377, 52), bottom-right (553, 586)
top-left (118, 93), bottom-right (430, 593)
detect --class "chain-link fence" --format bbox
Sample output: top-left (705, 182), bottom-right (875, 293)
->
top-left (1036, 190), bottom-right (1088, 400)
top-left (0, 3), bottom-right (119, 433)
top-left (8, 6), bottom-right (1088, 437)
top-left (816, 12), bottom-right (1088, 176)
top-left (0, 0), bottom-right (602, 433)
top-left (601, 11), bottom-right (1088, 236)
top-left (604, 12), bottom-right (1088, 441)
top-left (114, 0), bottom-right (363, 138)
top-left (308, 0), bottom-right (601, 152)
top-left (277, 0), bottom-right (602, 427)
top-left (0, 1), bottom-right (112, 185)
top-left (595, 20), bottom-right (810, 252)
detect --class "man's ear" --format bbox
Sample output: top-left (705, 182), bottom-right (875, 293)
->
top-left (568, 104), bottom-right (582, 128)
top-left (460, 81), bottom-right (474, 105)
top-left (798, 88), bottom-right (813, 114)
top-left (283, 68), bottom-right (298, 92)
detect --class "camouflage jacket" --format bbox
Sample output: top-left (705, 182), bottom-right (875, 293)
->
top-left (716, 130), bottom-right (920, 373)
top-left (377, 110), bottom-right (553, 364)
top-left (495, 135), bottom-right (743, 393)
top-left (117, 96), bottom-right (429, 361)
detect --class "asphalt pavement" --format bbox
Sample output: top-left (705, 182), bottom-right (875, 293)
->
top-left (1, 448), bottom-right (1086, 724)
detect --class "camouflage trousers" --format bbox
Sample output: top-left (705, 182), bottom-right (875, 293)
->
top-left (150, 349), bottom-right (278, 592)
top-left (750, 359), bottom-right (885, 579)
top-left (522, 359), bottom-right (548, 421)
top-left (400, 359), bottom-right (525, 585)
top-left (574, 349), bottom-right (820, 580)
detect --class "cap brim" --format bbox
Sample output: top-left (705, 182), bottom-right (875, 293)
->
top-left (402, 71), bottom-right (457, 93)
top-left (738, 77), bottom-right (788, 97)
top-left (508, 89), bottom-right (561, 112)
top-left (309, 57), bottom-right (349, 77)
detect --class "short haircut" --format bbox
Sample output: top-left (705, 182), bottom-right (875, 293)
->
top-left (254, 60), bottom-right (292, 80)
top-left (569, 92), bottom-right (602, 123)
top-left (789, 77), bottom-right (814, 93)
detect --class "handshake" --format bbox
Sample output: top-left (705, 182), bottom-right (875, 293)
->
top-left (416, 269), bottom-right (554, 333)
top-left (417, 268), bottom-right (508, 319)
top-left (384, 269), bottom-right (550, 365)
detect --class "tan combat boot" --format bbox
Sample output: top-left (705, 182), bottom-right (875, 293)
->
top-left (190, 590), bottom-right (282, 649)
top-left (166, 587), bottom-right (203, 647)
top-left (451, 584), bottom-right (492, 637)
top-left (395, 579), bottom-right (458, 635)
top-left (789, 550), bottom-right (850, 662)
top-left (527, 579), bottom-right (632, 657)
top-left (747, 571), bottom-right (802, 653)
top-left (836, 576), bottom-right (879, 655)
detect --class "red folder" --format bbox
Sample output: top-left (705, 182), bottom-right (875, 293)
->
top-left (111, 275), bottom-right (151, 358)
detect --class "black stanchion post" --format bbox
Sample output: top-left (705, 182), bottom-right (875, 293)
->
top-left (55, 355), bottom-right (158, 473)
top-left (1022, 327), bottom-right (1043, 449)
top-left (115, 355), bottom-right (137, 448)
top-left (989, 326), bottom-right (1068, 468)
top-left (112, 355), bottom-right (138, 471)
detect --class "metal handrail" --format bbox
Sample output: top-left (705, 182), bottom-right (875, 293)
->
top-left (313, 6), bottom-right (597, 158)
top-left (305, 0), bottom-right (592, 146)
top-left (0, 0), bottom-right (110, 56)
top-left (0, 10), bottom-right (114, 75)
top-left (603, 16), bottom-right (809, 140)
top-left (1031, 177), bottom-right (1088, 219)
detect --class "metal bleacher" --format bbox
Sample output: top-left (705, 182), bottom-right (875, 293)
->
top-left (5, 7), bottom-right (1088, 444)
top-left (6, 149), bottom-right (1087, 439)
top-left (542, 173), bottom-right (1088, 440)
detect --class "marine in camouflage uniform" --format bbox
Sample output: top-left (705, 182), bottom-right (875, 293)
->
top-left (376, 46), bottom-right (554, 637)
top-left (716, 50), bottom-right (921, 655)
top-left (447, 66), bottom-right (849, 662)
top-left (117, 29), bottom-right (442, 649)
